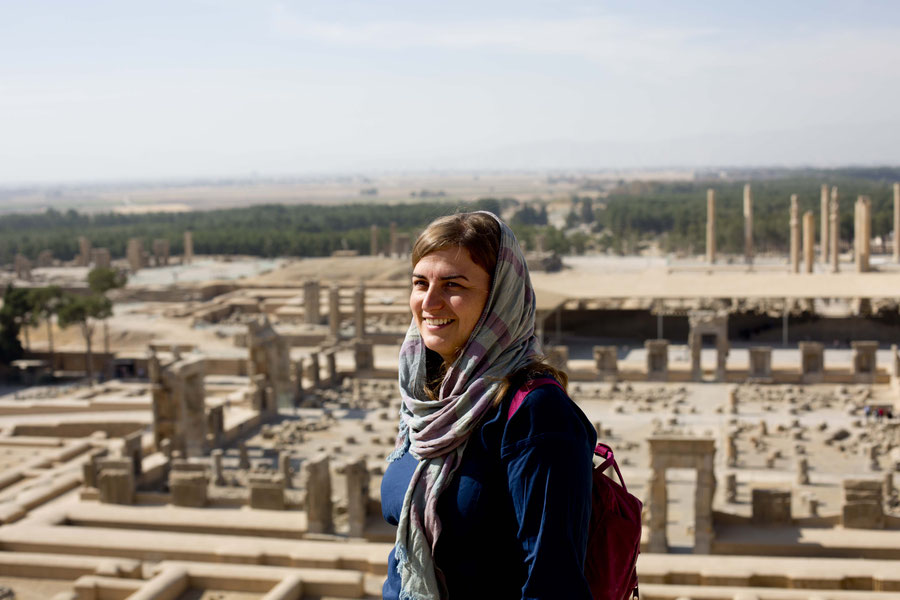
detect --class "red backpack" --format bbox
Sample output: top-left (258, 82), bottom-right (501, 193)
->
top-left (509, 378), bottom-right (642, 600)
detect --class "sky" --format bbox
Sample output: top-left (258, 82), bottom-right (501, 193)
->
top-left (2, 0), bottom-right (900, 184)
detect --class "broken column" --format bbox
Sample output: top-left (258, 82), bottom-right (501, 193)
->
top-left (799, 342), bottom-right (824, 384)
top-left (249, 473), bottom-right (286, 510)
top-left (169, 461), bottom-right (208, 507)
top-left (183, 231), bottom-right (194, 265)
top-left (78, 236), bottom-right (92, 267)
top-left (851, 341), bottom-right (878, 384)
top-left (751, 488), bottom-right (792, 524)
top-left (325, 350), bottom-right (338, 386)
top-left (303, 280), bottom-right (321, 325)
top-left (796, 457), bottom-right (810, 485)
top-left (152, 238), bottom-right (170, 267)
top-left (389, 222), bottom-right (398, 258)
top-left (645, 339), bottom-right (669, 382)
top-left (97, 458), bottom-right (135, 505)
top-left (211, 449), bottom-right (225, 486)
top-left (855, 196), bottom-right (871, 273)
top-left (803, 210), bottom-right (815, 273)
top-left (830, 187), bottom-right (840, 273)
top-left (92, 248), bottom-right (111, 269)
top-left (706, 189), bottom-right (716, 264)
top-left (743, 183), bottom-right (753, 265)
top-left (353, 285), bottom-right (366, 340)
top-left (725, 473), bottom-right (737, 503)
top-left (353, 340), bottom-right (374, 372)
top-left (328, 285), bottom-right (341, 341)
top-left (247, 314), bottom-right (292, 411)
top-left (790, 195), bottom-right (800, 273)
top-left (842, 479), bottom-right (884, 529)
top-left (127, 238), bottom-right (144, 273)
top-left (370, 224), bottom-right (379, 256)
top-left (149, 350), bottom-right (209, 458)
top-left (748, 346), bottom-right (772, 382)
top-left (302, 453), bottom-right (333, 534)
top-left (337, 457), bottom-right (370, 537)
top-left (593, 345), bottom-right (618, 381)
top-left (726, 387), bottom-right (738, 415)
top-left (306, 352), bottom-right (321, 388)
top-left (820, 184), bottom-right (830, 264)
top-left (13, 254), bottom-right (32, 281)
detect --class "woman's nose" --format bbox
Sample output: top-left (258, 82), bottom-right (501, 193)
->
top-left (421, 285), bottom-right (443, 310)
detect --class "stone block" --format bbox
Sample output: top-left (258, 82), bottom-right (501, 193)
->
top-left (249, 474), bottom-right (286, 510)
top-left (751, 488), bottom-right (792, 525)
top-left (169, 471), bottom-right (208, 508)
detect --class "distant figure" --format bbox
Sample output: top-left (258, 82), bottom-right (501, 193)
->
top-left (864, 405), bottom-right (871, 421)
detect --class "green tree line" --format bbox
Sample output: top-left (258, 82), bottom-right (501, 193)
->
top-left (0, 199), bottom-right (502, 264)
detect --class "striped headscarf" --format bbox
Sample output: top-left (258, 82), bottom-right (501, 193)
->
top-left (388, 211), bottom-right (540, 600)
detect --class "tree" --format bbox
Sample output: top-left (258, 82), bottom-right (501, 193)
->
top-left (0, 285), bottom-right (30, 366)
top-left (87, 267), bottom-right (127, 362)
top-left (57, 293), bottom-right (112, 382)
top-left (29, 286), bottom-right (64, 371)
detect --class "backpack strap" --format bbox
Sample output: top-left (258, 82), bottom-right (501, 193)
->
top-left (507, 377), bottom-right (564, 420)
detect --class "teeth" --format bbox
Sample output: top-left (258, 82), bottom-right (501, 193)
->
top-left (425, 318), bottom-right (453, 326)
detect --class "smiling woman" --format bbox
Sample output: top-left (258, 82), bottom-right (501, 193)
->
top-left (381, 211), bottom-right (596, 600)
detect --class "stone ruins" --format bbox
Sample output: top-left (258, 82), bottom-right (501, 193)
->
top-left (2, 186), bottom-right (900, 599)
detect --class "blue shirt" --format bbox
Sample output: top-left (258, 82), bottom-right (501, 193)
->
top-left (381, 383), bottom-right (596, 599)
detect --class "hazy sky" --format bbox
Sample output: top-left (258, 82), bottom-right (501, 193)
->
top-left (2, 1), bottom-right (900, 183)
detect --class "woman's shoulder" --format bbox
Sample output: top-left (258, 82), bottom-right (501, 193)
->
top-left (500, 377), bottom-right (595, 450)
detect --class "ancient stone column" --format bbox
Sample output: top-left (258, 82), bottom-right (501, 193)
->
top-left (211, 449), bottom-right (225, 486)
top-left (183, 231), bottom-right (194, 264)
top-left (830, 188), bottom-right (840, 273)
top-left (92, 248), bottom-right (111, 269)
top-left (803, 210), bottom-right (815, 273)
top-left (743, 183), bottom-right (753, 265)
top-left (97, 458), bottom-right (135, 505)
top-left (389, 222), bottom-right (398, 258)
top-left (894, 182), bottom-right (900, 263)
top-left (279, 452), bottom-right (293, 488)
top-left (337, 457), bottom-right (370, 537)
top-left (820, 184), bottom-right (830, 264)
top-left (354, 286), bottom-right (366, 340)
top-left (127, 238), bottom-right (144, 273)
top-left (796, 457), bottom-right (810, 485)
top-left (706, 189), bottom-right (716, 264)
top-left (855, 196), bottom-right (871, 272)
top-left (303, 453), bottom-right (333, 534)
top-left (325, 351), bottom-right (338, 386)
top-left (249, 473), bottom-right (286, 510)
top-left (78, 236), bottom-right (92, 267)
top-left (725, 473), bottom-right (737, 503)
top-left (789, 194), bottom-right (800, 273)
top-left (328, 285), bottom-right (341, 341)
top-left (308, 352), bottom-right (320, 388)
top-left (303, 280), bottom-right (321, 325)
top-left (370, 224), bottom-right (379, 256)
top-left (238, 441), bottom-right (250, 469)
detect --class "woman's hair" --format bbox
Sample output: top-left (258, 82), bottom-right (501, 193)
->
top-left (411, 212), bottom-right (501, 282)
top-left (412, 211), bottom-right (568, 402)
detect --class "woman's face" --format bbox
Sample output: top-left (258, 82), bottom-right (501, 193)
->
top-left (410, 246), bottom-right (491, 364)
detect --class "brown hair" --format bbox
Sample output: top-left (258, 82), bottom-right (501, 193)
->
top-left (412, 211), bottom-right (569, 403)
top-left (411, 212), bottom-right (501, 281)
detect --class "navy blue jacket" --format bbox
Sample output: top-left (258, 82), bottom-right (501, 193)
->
top-left (381, 383), bottom-right (596, 599)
